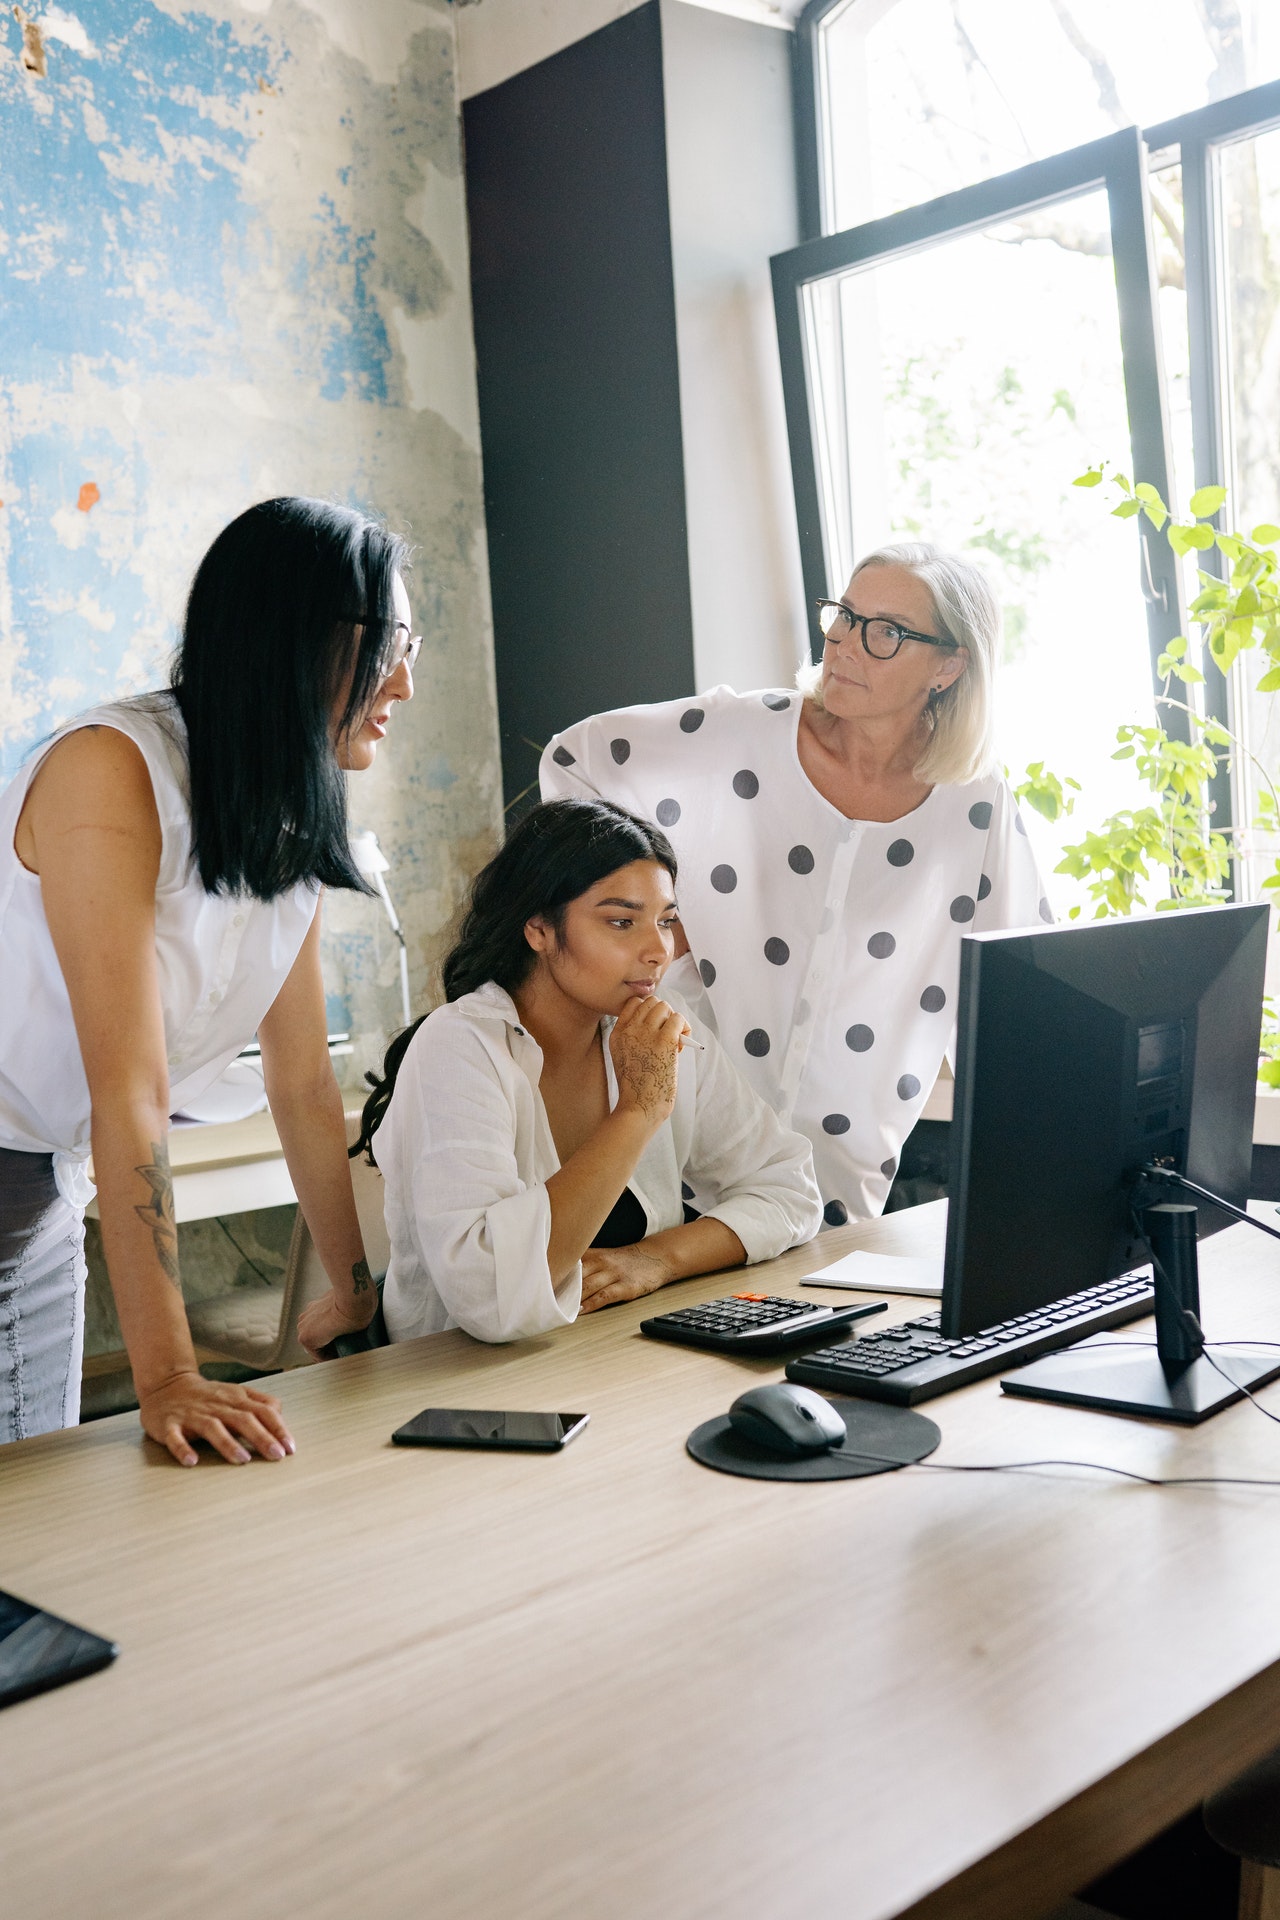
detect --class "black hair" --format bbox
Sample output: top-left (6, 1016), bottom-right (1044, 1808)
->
top-left (351, 797), bottom-right (678, 1162)
top-left (171, 496), bottom-right (410, 898)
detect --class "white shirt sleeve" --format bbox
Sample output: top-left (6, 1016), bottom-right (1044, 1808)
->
top-left (379, 1019), bottom-right (581, 1345)
top-left (540, 694), bottom-right (706, 810)
top-left (678, 1016), bottom-right (823, 1264)
top-left (973, 778), bottom-right (1052, 933)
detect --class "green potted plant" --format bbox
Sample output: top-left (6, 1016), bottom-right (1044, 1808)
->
top-left (1015, 467), bottom-right (1280, 1081)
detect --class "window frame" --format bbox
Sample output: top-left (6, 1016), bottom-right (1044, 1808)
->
top-left (770, 129), bottom-right (1180, 698)
top-left (1146, 79), bottom-right (1280, 845)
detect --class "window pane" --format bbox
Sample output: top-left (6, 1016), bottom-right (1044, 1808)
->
top-left (801, 187), bottom-right (1155, 908)
top-left (820, 0), bottom-right (1280, 231)
top-left (1216, 125), bottom-right (1280, 900)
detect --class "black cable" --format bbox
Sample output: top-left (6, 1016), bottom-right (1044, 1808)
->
top-left (1125, 1198), bottom-right (1280, 1432)
top-left (1199, 1347), bottom-right (1280, 1428)
top-left (830, 1446), bottom-right (1280, 1489)
top-left (1143, 1162), bottom-right (1280, 1246)
top-left (214, 1215), bottom-right (278, 1289)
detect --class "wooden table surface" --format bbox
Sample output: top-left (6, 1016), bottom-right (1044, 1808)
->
top-left (6, 1201), bottom-right (1280, 1920)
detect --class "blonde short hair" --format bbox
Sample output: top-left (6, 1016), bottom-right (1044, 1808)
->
top-left (797, 542), bottom-right (999, 787)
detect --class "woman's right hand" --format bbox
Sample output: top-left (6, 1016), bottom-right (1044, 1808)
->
top-left (609, 996), bottom-right (689, 1130)
top-left (138, 1370), bottom-right (295, 1467)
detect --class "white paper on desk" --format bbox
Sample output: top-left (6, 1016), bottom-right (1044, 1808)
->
top-left (800, 1250), bottom-right (943, 1298)
top-left (170, 1060), bottom-right (268, 1128)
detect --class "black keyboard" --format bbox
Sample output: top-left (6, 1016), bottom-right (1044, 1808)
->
top-left (785, 1271), bottom-right (1155, 1404)
top-left (641, 1292), bottom-right (887, 1356)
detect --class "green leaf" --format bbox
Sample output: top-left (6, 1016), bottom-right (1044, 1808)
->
top-left (1185, 523), bottom-right (1216, 550)
top-left (1256, 667), bottom-right (1280, 693)
top-left (1167, 522), bottom-right (1194, 554)
top-left (1189, 484), bottom-right (1227, 517)
top-left (1112, 498), bottom-right (1142, 520)
top-left (1072, 467), bottom-right (1105, 488)
top-left (1252, 523), bottom-right (1280, 545)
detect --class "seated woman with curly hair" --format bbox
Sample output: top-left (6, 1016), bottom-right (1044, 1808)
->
top-left (352, 798), bottom-right (822, 1344)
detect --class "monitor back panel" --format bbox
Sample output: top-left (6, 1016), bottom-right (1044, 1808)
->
top-left (941, 904), bottom-right (1266, 1338)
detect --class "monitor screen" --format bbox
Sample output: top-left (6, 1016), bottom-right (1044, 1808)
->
top-left (941, 902), bottom-right (1268, 1339)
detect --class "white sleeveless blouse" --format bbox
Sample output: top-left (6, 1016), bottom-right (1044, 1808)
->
top-left (0, 694), bottom-right (319, 1201)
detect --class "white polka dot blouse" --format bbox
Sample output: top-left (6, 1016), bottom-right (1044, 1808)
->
top-left (541, 685), bottom-right (1050, 1225)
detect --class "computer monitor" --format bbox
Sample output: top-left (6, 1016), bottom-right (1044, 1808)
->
top-left (941, 901), bottom-right (1273, 1420)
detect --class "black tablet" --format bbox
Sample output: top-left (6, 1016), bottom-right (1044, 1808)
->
top-left (0, 1588), bottom-right (118, 1710)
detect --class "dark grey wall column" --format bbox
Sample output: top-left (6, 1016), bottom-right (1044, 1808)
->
top-left (464, 2), bottom-right (695, 811)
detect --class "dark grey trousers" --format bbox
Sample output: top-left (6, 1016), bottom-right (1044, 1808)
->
top-left (0, 1148), bottom-right (85, 1442)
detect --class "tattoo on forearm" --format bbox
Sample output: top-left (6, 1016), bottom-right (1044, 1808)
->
top-left (351, 1257), bottom-right (371, 1295)
top-left (134, 1141), bottom-right (180, 1291)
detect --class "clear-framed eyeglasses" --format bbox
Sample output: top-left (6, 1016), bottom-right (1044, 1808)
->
top-left (815, 599), bottom-right (957, 661)
top-left (382, 622), bottom-right (422, 678)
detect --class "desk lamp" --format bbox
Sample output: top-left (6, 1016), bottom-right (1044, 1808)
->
top-left (349, 829), bottom-right (412, 1030)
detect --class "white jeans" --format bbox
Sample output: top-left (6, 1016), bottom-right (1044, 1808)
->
top-left (0, 1149), bottom-right (85, 1442)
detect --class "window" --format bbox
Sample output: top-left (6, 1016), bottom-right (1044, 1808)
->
top-left (810, 0), bottom-right (1280, 235)
top-left (781, 1), bottom-right (1280, 908)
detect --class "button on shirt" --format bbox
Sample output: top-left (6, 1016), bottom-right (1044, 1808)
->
top-left (541, 686), bottom-right (1049, 1224)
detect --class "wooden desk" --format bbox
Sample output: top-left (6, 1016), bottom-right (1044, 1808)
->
top-left (6, 1202), bottom-right (1280, 1920)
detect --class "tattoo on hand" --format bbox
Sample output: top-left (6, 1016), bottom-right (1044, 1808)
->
top-left (351, 1257), bottom-right (371, 1295)
top-left (134, 1141), bottom-right (180, 1290)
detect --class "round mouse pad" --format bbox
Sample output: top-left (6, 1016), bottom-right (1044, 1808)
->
top-left (686, 1396), bottom-right (941, 1482)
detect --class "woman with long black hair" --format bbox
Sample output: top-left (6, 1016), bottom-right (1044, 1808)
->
top-left (0, 496), bottom-right (414, 1463)
top-left (353, 798), bottom-right (821, 1346)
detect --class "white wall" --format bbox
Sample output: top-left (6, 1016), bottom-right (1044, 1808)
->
top-left (660, 0), bottom-right (809, 692)
top-left (456, 0), bottom-right (799, 100)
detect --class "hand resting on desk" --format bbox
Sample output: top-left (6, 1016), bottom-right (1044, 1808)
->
top-left (298, 1281), bottom-right (380, 1360)
top-left (579, 1215), bottom-right (749, 1314)
top-left (139, 1368), bottom-right (294, 1467)
top-left (580, 1242), bottom-right (674, 1314)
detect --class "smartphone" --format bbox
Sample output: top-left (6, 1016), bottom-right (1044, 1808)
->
top-left (0, 1588), bottom-right (118, 1711)
top-left (391, 1408), bottom-right (589, 1451)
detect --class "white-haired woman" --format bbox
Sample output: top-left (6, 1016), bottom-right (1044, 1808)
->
top-left (541, 543), bottom-right (1049, 1226)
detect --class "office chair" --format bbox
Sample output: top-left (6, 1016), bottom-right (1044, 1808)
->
top-left (1203, 1748), bottom-right (1280, 1920)
top-left (186, 1142), bottom-right (391, 1373)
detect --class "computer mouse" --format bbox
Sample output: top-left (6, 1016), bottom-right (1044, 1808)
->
top-left (727, 1382), bottom-right (847, 1459)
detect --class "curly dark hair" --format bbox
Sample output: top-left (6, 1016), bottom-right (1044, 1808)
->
top-left (350, 797), bottom-right (677, 1163)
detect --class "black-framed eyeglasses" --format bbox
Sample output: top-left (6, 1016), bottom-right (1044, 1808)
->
top-left (815, 599), bottom-right (957, 660)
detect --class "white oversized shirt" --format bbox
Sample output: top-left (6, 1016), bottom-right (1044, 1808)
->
top-left (377, 981), bottom-right (822, 1345)
top-left (0, 694), bottom-right (319, 1201)
top-left (542, 685), bottom-right (1048, 1225)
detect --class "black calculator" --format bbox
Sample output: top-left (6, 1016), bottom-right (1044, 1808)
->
top-left (640, 1291), bottom-right (886, 1356)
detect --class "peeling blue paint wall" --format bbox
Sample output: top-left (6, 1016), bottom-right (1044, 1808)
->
top-left (0, 0), bottom-right (502, 1081)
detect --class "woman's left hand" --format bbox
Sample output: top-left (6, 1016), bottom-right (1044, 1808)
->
top-left (579, 1243), bottom-right (673, 1313)
top-left (298, 1284), bottom-right (378, 1358)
